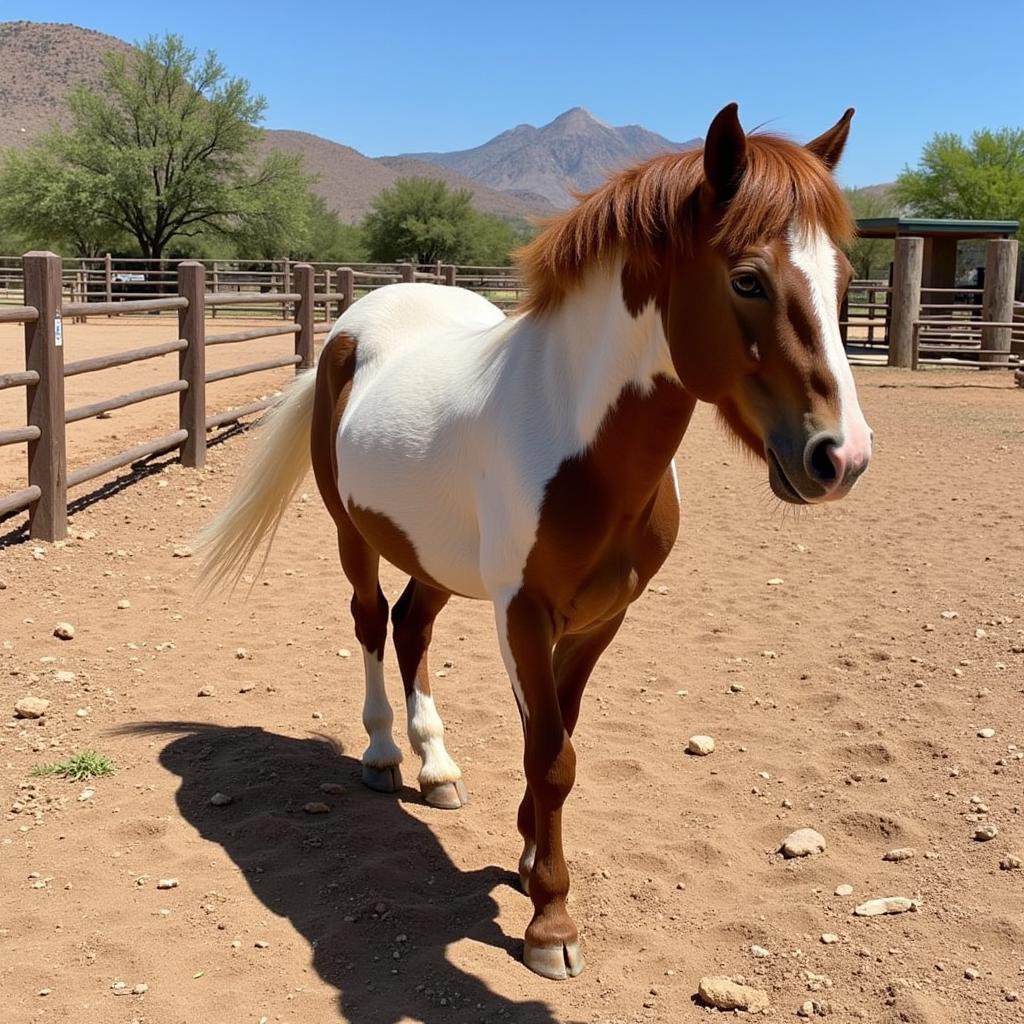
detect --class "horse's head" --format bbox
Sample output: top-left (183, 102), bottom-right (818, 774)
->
top-left (665, 104), bottom-right (872, 504)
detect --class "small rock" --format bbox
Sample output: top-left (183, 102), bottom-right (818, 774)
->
top-left (53, 622), bottom-right (75, 640)
top-left (729, 683), bottom-right (745, 693)
top-left (853, 896), bottom-right (919, 916)
top-left (965, 967), bottom-right (980, 980)
top-left (303, 802), bottom-right (330, 814)
top-left (821, 933), bottom-right (839, 944)
top-left (999, 855), bottom-right (1022, 870)
top-left (172, 545), bottom-right (193, 558)
top-left (53, 670), bottom-right (76, 684)
top-left (687, 735), bottom-right (715, 756)
top-left (131, 983), bottom-right (148, 995)
top-left (798, 1001), bottom-right (815, 1018)
top-left (197, 687), bottom-right (214, 697)
top-left (235, 648), bottom-right (248, 659)
top-left (38, 989), bottom-right (50, 996)
top-left (974, 824), bottom-right (998, 842)
top-left (254, 940), bottom-right (269, 949)
top-left (835, 884), bottom-right (854, 897)
top-left (882, 847), bottom-right (916, 862)
top-left (78, 788), bottom-right (95, 802)
top-left (155, 878), bottom-right (179, 890)
top-left (697, 976), bottom-right (770, 1013)
top-left (978, 728), bottom-right (996, 739)
top-left (116, 599), bottom-right (131, 610)
top-left (781, 828), bottom-right (827, 858)
top-left (319, 782), bottom-right (345, 794)
top-left (14, 697), bottom-right (49, 719)
top-left (766, 577), bottom-right (784, 586)
top-left (750, 945), bottom-right (771, 959)
top-left (209, 793), bottom-right (232, 806)
top-left (337, 648), bottom-right (351, 659)
top-left (239, 684), bottom-right (255, 693)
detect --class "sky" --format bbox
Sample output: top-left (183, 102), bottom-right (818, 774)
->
top-left (5, 0), bottom-right (1023, 187)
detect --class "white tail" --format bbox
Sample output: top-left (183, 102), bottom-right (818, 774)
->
top-left (196, 368), bottom-right (318, 593)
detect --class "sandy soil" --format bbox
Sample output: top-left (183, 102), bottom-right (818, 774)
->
top-left (1, 356), bottom-right (1023, 1024)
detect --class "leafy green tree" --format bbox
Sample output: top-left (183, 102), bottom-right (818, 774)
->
top-left (466, 213), bottom-right (534, 266)
top-left (363, 178), bottom-right (479, 264)
top-left (894, 129), bottom-right (1024, 232)
top-left (843, 186), bottom-right (898, 279)
top-left (300, 195), bottom-right (366, 263)
top-left (0, 34), bottom-right (310, 261)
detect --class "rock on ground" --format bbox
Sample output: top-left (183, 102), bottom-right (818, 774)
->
top-left (853, 896), bottom-right (919, 916)
top-left (781, 828), bottom-right (826, 858)
top-left (687, 735), bottom-right (715, 756)
top-left (697, 976), bottom-right (770, 1012)
top-left (14, 697), bottom-right (50, 719)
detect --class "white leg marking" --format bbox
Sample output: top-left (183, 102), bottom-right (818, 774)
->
top-left (406, 689), bottom-right (461, 785)
top-left (360, 646), bottom-right (402, 768)
top-left (669, 458), bottom-right (680, 502)
top-left (494, 592), bottom-right (529, 722)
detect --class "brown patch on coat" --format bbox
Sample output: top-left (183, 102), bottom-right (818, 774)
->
top-left (346, 500), bottom-right (448, 593)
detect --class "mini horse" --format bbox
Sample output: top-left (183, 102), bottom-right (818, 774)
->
top-left (199, 103), bottom-right (872, 980)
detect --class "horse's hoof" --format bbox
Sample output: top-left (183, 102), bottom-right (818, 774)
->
top-left (524, 940), bottom-right (585, 980)
top-left (361, 764), bottom-right (402, 793)
top-left (421, 778), bottom-right (467, 809)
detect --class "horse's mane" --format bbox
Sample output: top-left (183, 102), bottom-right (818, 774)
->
top-left (516, 133), bottom-right (854, 315)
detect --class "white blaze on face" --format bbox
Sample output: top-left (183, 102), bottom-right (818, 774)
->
top-left (786, 224), bottom-right (873, 470)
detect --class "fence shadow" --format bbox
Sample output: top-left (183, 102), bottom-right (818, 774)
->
top-left (123, 721), bottom-right (560, 1024)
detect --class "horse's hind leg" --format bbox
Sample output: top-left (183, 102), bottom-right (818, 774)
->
top-left (335, 517), bottom-right (403, 792)
top-left (391, 578), bottom-right (467, 809)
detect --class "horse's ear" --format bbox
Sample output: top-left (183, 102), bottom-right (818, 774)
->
top-left (806, 108), bottom-right (855, 171)
top-left (703, 102), bottom-right (748, 204)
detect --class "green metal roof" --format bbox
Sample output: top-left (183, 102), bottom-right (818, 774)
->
top-left (856, 217), bottom-right (1019, 239)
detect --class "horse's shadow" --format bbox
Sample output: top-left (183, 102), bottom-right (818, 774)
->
top-left (131, 722), bottom-right (558, 1024)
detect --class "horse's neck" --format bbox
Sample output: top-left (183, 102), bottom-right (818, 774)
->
top-left (509, 261), bottom-right (692, 502)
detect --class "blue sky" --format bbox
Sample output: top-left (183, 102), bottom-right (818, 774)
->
top-left (6, 0), bottom-right (1023, 186)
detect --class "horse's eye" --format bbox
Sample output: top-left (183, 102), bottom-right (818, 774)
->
top-left (731, 273), bottom-right (765, 298)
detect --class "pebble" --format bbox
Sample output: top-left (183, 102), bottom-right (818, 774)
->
top-left (116, 599), bottom-right (131, 610)
top-left (53, 670), bottom-right (76, 684)
top-left (53, 622), bottom-right (75, 640)
top-left (965, 967), bottom-right (980, 980)
top-left (197, 687), bottom-right (214, 697)
top-left (78, 788), bottom-right (95, 802)
top-left (974, 824), bottom-right (998, 841)
top-left (209, 793), bottom-right (232, 806)
top-left (835, 884), bottom-right (854, 896)
top-left (172, 545), bottom-right (193, 558)
top-left (235, 648), bottom-right (248, 659)
top-left (155, 878), bottom-right (179, 890)
top-left (750, 945), bottom-right (771, 958)
top-left (978, 728), bottom-right (996, 739)
top-left (254, 940), bottom-right (269, 949)
top-left (999, 855), bottom-right (1022, 870)
top-left (798, 1001), bottom-right (816, 1018)
top-left (131, 983), bottom-right (148, 995)
top-left (337, 648), bottom-right (351, 659)
top-left (687, 735), bottom-right (715, 756)
top-left (303, 802), bottom-right (330, 814)
top-left (319, 783), bottom-right (345, 794)
top-left (882, 847), bottom-right (916, 862)
top-left (14, 697), bottom-right (50, 719)
top-left (853, 896), bottom-right (919, 916)
top-left (766, 577), bottom-right (784, 586)
top-left (821, 933), bottom-right (839, 944)
top-left (781, 828), bottom-right (827, 858)
top-left (697, 976), bottom-right (770, 1013)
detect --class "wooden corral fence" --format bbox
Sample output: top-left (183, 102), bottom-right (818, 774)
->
top-left (0, 253), bottom-right (474, 542)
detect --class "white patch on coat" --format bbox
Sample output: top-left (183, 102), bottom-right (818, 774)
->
top-left (359, 646), bottom-right (402, 768)
top-left (330, 273), bottom-right (678, 603)
top-left (786, 225), bottom-right (873, 464)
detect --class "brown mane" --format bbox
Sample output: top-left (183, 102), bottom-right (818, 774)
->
top-left (516, 134), bottom-right (854, 315)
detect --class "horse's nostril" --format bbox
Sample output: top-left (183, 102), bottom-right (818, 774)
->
top-left (807, 435), bottom-right (840, 484)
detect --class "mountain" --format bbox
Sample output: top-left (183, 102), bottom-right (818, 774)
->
top-left (403, 107), bottom-right (702, 208)
top-left (0, 21), bottom-right (552, 223)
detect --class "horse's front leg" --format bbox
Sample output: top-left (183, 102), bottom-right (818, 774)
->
top-left (496, 591), bottom-right (583, 980)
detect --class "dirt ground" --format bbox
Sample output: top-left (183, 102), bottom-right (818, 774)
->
top-left (1, 341), bottom-right (1023, 1024)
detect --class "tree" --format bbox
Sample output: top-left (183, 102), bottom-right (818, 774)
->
top-left (363, 178), bottom-right (479, 264)
top-left (300, 195), bottom-right (366, 263)
top-left (0, 34), bottom-right (310, 261)
top-left (894, 129), bottom-right (1024, 231)
top-left (843, 186), bottom-right (898, 280)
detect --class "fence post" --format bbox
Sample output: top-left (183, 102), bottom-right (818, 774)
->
top-left (177, 261), bottom-right (206, 468)
top-left (293, 263), bottom-right (315, 371)
top-left (442, 264), bottom-right (456, 286)
top-left (23, 251), bottom-right (67, 541)
top-left (980, 238), bottom-right (1018, 368)
top-left (336, 267), bottom-right (354, 319)
top-left (400, 263), bottom-right (415, 284)
top-left (211, 261), bottom-right (219, 319)
top-left (887, 236), bottom-right (923, 369)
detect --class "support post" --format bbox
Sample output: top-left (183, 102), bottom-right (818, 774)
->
top-left (400, 262), bottom-right (415, 284)
top-left (23, 251), bottom-right (67, 541)
top-left (104, 252), bottom-right (112, 310)
top-left (888, 237), bottom-right (923, 368)
top-left (177, 261), bottom-right (206, 468)
top-left (336, 267), bottom-right (354, 318)
top-left (293, 263), bottom-right (315, 370)
top-left (442, 264), bottom-right (456, 286)
top-left (980, 238), bottom-right (1018, 367)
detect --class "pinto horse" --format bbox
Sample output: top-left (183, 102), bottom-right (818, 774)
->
top-left (199, 103), bottom-right (872, 980)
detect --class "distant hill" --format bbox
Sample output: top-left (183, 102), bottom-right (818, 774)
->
top-left (403, 107), bottom-right (702, 208)
top-left (0, 21), bottom-right (552, 223)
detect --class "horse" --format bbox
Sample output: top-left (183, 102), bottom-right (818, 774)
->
top-left (198, 103), bottom-right (873, 981)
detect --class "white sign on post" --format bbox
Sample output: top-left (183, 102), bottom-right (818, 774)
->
top-left (54, 317), bottom-right (63, 348)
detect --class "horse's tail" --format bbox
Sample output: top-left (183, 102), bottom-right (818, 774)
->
top-left (196, 367), bottom-right (318, 593)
